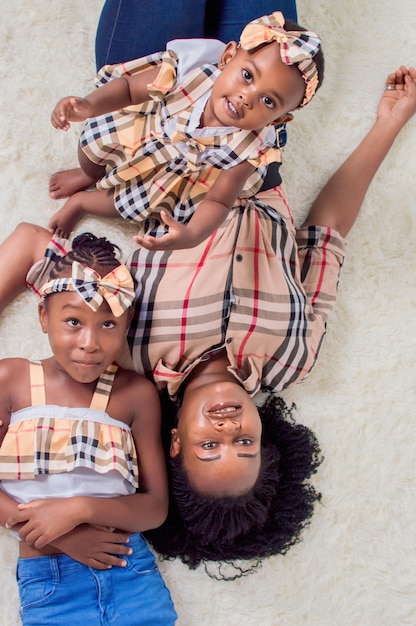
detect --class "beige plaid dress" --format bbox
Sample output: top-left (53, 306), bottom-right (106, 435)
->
top-left (80, 40), bottom-right (282, 236)
top-left (26, 187), bottom-right (345, 400)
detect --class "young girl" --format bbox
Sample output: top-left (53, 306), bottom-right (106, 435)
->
top-left (47, 11), bottom-right (324, 249)
top-left (0, 233), bottom-right (177, 624)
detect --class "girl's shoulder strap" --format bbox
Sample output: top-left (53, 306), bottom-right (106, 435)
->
top-left (90, 363), bottom-right (118, 412)
top-left (29, 360), bottom-right (46, 406)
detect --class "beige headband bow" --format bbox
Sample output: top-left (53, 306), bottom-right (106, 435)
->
top-left (239, 11), bottom-right (321, 107)
top-left (41, 261), bottom-right (135, 317)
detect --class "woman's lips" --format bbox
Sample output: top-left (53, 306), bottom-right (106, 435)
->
top-left (206, 403), bottom-right (242, 417)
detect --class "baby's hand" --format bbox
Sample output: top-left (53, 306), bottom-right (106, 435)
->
top-left (378, 66), bottom-right (416, 129)
top-left (51, 96), bottom-right (94, 131)
top-left (133, 210), bottom-right (201, 251)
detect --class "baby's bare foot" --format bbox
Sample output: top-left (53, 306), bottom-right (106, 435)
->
top-left (47, 195), bottom-right (85, 239)
top-left (49, 168), bottom-right (96, 199)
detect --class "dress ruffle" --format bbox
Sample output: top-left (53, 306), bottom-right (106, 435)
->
top-left (0, 413), bottom-right (139, 489)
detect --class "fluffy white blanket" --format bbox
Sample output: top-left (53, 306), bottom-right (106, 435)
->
top-left (0, 1), bottom-right (415, 624)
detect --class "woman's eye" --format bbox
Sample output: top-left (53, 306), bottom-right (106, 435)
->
top-left (242, 69), bottom-right (252, 81)
top-left (237, 438), bottom-right (254, 446)
top-left (201, 441), bottom-right (218, 449)
top-left (103, 321), bottom-right (116, 329)
top-left (263, 96), bottom-right (275, 109)
top-left (66, 318), bottom-right (79, 327)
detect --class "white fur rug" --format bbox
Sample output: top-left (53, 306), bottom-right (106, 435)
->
top-left (1, 1), bottom-right (415, 624)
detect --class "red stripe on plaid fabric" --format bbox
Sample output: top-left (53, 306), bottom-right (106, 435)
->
top-left (96, 144), bottom-right (123, 166)
top-left (26, 236), bottom-right (70, 297)
top-left (179, 232), bottom-right (217, 359)
top-left (312, 228), bottom-right (331, 305)
top-left (237, 211), bottom-right (261, 369)
top-left (179, 86), bottom-right (194, 105)
top-left (15, 431), bottom-right (22, 480)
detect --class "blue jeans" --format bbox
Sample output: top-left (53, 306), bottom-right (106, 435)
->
top-left (95, 0), bottom-right (298, 69)
top-left (17, 533), bottom-right (177, 625)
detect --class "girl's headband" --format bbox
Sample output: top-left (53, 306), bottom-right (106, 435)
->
top-left (239, 11), bottom-right (321, 108)
top-left (41, 261), bottom-right (135, 317)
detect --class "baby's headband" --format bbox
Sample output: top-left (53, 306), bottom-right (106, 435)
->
top-left (41, 261), bottom-right (135, 317)
top-left (239, 11), bottom-right (321, 107)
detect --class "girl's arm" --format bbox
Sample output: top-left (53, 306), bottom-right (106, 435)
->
top-left (134, 159), bottom-right (255, 250)
top-left (302, 67), bottom-right (416, 237)
top-left (51, 65), bottom-right (160, 131)
top-left (6, 374), bottom-right (168, 548)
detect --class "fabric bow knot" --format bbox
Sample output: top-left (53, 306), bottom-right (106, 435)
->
top-left (239, 11), bottom-right (321, 107)
top-left (41, 261), bottom-right (135, 317)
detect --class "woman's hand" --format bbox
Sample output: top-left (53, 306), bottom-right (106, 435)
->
top-left (377, 66), bottom-right (416, 129)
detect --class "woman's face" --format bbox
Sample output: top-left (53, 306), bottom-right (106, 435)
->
top-left (170, 381), bottom-right (262, 496)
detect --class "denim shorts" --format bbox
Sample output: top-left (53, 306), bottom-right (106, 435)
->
top-left (16, 533), bottom-right (177, 625)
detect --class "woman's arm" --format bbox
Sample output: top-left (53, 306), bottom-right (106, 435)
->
top-left (51, 66), bottom-right (160, 131)
top-left (302, 67), bottom-right (416, 237)
top-left (134, 159), bottom-right (255, 250)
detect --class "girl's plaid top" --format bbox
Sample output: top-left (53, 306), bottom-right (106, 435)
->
top-left (0, 362), bottom-right (138, 489)
top-left (80, 39), bottom-right (282, 234)
top-left (126, 187), bottom-right (345, 398)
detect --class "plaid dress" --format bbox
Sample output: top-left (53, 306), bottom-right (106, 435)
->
top-left (0, 362), bottom-right (138, 493)
top-left (126, 187), bottom-right (346, 398)
top-left (26, 189), bottom-right (345, 400)
top-left (80, 39), bottom-right (281, 235)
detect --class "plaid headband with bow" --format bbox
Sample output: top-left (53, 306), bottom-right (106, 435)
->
top-left (239, 11), bottom-right (321, 107)
top-left (41, 261), bottom-right (135, 317)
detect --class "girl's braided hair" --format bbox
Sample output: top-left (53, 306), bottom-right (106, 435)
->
top-left (50, 232), bottom-right (122, 278)
top-left (144, 392), bottom-right (323, 575)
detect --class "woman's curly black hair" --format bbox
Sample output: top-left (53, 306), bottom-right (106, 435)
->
top-left (144, 391), bottom-right (323, 571)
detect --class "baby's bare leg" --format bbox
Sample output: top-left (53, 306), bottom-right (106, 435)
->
top-left (49, 144), bottom-right (106, 199)
top-left (47, 188), bottom-right (117, 239)
top-left (0, 223), bottom-right (51, 314)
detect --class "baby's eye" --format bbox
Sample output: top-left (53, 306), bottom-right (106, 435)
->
top-left (102, 320), bottom-right (116, 329)
top-left (66, 318), bottom-right (80, 327)
top-left (201, 441), bottom-right (218, 449)
top-left (242, 68), bottom-right (252, 82)
top-left (262, 96), bottom-right (275, 109)
top-left (236, 438), bottom-right (254, 446)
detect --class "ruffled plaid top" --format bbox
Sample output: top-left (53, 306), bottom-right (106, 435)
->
top-left (0, 362), bottom-right (138, 490)
top-left (80, 39), bottom-right (281, 234)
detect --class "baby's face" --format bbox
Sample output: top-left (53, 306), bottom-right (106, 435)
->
top-left (204, 41), bottom-right (305, 131)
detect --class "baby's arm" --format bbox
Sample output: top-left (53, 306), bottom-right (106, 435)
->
top-left (6, 374), bottom-right (167, 548)
top-left (302, 67), bottom-right (416, 237)
top-left (134, 159), bottom-right (255, 250)
top-left (51, 65), bottom-right (160, 131)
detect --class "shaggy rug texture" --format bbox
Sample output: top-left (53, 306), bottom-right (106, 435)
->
top-left (0, 1), bottom-right (415, 624)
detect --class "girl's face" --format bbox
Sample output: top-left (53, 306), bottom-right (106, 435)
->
top-left (203, 40), bottom-right (305, 130)
top-left (170, 381), bottom-right (262, 496)
top-left (38, 291), bottom-right (130, 383)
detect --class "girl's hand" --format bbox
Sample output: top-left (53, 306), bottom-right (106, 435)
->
top-left (377, 66), bottom-right (416, 129)
top-left (133, 210), bottom-right (201, 251)
top-left (51, 96), bottom-right (94, 130)
top-left (6, 497), bottom-right (83, 548)
top-left (53, 525), bottom-right (133, 570)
